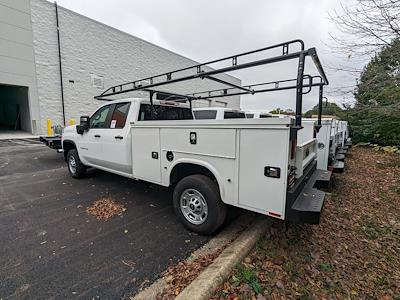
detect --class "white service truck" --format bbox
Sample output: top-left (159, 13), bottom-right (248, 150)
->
top-left (244, 111), bottom-right (273, 119)
top-left (192, 107), bottom-right (246, 120)
top-left (62, 99), bottom-right (330, 234)
top-left (299, 118), bottom-right (345, 172)
top-left (62, 39), bottom-right (331, 234)
top-left (62, 98), bottom-right (330, 234)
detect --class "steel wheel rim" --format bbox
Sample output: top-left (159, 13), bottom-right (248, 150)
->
top-left (69, 156), bottom-right (77, 174)
top-left (180, 188), bottom-right (208, 225)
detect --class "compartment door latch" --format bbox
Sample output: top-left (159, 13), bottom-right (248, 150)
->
top-left (264, 166), bottom-right (281, 178)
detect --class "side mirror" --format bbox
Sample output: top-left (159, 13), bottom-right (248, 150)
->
top-left (76, 116), bottom-right (90, 135)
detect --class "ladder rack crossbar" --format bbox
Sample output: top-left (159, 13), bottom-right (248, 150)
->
top-left (95, 40), bottom-right (313, 99)
top-left (93, 39), bottom-right (328, 131)
top-left (187, 76), bottom-right (323, 99)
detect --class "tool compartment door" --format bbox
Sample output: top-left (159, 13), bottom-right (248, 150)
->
top-left (131, 128), bottom-right (161, 183)
top-left (238, 128), bottom-right (289, 216)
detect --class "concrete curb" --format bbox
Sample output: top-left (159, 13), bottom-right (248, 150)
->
top-left (175, 218), bottom-right (271, 300)
top-left (132, 213), bottom-right (256, 300)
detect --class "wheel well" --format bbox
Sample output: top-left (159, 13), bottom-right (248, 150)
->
top-left (63, 140), bottom-right (76, 161)
top-left (170, 163), bottom-right (217, 186)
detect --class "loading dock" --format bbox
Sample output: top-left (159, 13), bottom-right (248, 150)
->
top-left (0, 84), bottom-right (31, 134)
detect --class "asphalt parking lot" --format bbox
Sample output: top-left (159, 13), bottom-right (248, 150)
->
top-left (0, 139), bottom-right (211, 299)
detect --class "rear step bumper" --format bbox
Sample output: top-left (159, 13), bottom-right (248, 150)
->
top-left (335, 153), bottom-right (345, 161)
top-left (286, 164), bottom-right (331, 224)
top-left (345, 138), bottom-right (352, 148)
top-left (332, 160), bottom-right (345, 173)
top-left (39, 136), bottom-right (62, 149)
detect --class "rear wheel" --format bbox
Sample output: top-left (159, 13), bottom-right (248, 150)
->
top-left (67, 149), bottom-right (86, 178)
top-left (173, 174), bottom-right (226, 235)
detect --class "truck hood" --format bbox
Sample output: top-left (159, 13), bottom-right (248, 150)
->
top-left (63, 125), bottom-right (77, 133)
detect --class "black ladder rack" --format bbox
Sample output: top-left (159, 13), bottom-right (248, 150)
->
top-left (94, 39), bottom-right (329, 130)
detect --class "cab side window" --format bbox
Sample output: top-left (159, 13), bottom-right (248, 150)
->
top-left (138, 104), bottom-right (193, 121)
top-left (90, 105), bottom-right (111, 128)
top-left (110, 102), bottom-right (130, 128)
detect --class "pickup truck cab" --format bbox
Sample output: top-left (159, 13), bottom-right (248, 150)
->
top-left (192, 107), bottom-right (246, 120)
top-left (62, 98), bottom-right (193, 178)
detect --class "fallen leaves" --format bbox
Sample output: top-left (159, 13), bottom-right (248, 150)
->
top-left (86, 197), bottom-right (126, 221)
top-left (211, 147), bottom-right (400, 300)
top-left (156, 249), bottom-right (224, 300)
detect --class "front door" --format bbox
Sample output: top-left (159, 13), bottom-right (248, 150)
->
top-left (100, 102), bottom-right (132, 174)
top-left (78, 104), bottom-right (112, 166)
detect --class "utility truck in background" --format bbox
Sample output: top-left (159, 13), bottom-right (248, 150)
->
top-left (298, 118), bottom-right (345, 172)
top-left (244, 110), bottom-right (273, 119)
top-left (192, 107), bottom-right (246, 120)
top-left (62, 40), bottom-right (332, 234)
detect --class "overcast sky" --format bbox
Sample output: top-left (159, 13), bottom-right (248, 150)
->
top-left (56, 0), bottom-right (364, 112)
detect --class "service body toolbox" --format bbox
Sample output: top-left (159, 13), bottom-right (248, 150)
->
top-left (131, 117), bottom-right (330, 224)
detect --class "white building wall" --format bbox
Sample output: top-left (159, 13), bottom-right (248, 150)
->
top-left (30, 0), bottom-right (241, 134)
top-left (0, 0), bottom-right (40, 133)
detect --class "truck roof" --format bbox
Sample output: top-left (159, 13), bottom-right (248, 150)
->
top-left (192, 107), bottom-right (245, 113)
top-left (303, 117), bottom-right (334, 124)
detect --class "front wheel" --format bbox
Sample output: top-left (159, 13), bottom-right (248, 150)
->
top-left (67, 149), bottom-right (86, 178)
top-left (173, 175), bottom-right (226, 235)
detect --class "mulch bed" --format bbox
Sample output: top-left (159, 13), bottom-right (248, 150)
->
top-left (86, 197), bottom-right (126, 221)
top-left (211, 147), bottom-right (400, 300)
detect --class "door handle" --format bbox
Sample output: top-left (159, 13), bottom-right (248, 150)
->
top-left (94, 134), bottom-right (101, 138)
top-left (115, 135), bottom-right (123, 140)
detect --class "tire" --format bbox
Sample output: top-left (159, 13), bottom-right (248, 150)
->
top-left (67, 149), bottom-right (86, 178)
top-left (173, 174), bottom-right (226, 235)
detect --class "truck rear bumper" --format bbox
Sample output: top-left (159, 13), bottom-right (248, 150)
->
top-left (285, 162), bottom-right (331, 224)
top-left (39, 136), bottom-right (62, 150)
top-left (332, 160), bottom-right (345, 173)
top-left (335, 153), bottom-right (345, 161)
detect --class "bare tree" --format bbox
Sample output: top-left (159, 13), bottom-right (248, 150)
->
top-left (330, 0), bottom-right (400, 57)
top-left (326, 0), bottom-right (400, 103)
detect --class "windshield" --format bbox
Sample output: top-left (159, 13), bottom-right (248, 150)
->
top-left (193, 110), bottom-right (218, 119)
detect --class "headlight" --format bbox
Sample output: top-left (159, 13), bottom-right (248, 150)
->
top-left (318, 142), bottom-right (325, 149)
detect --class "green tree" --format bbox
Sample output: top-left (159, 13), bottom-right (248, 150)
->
top-left (269, 108), bottom-right (295, 115)
top-left (304, 102), bottom-right (344, 118)
top-left (348, 38), bottom-right (400, 146)
top-left (355, 38), bottom-right (400, 106)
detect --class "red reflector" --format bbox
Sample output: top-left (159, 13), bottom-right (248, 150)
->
top-left (268, 211), bottom-right (281, 218)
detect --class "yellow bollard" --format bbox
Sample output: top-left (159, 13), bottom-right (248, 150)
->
top-left (47, 119), bottom-right (54, 136)
top-left (69, 119), bottom-right (75, 126)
